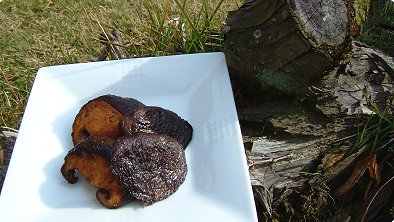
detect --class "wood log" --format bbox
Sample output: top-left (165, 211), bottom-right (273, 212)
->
top-left (224, 0), bottom-right (354, 96)
top-left (225, 1), bottom-right (394, 220)
top-left (237, 40), bottom-right (394, 221)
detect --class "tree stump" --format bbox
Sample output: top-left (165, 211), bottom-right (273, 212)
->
top-left (224, 0), bottom-right (354, 95)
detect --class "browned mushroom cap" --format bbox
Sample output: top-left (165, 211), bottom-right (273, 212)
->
top-left (120, 106), bottom-right (193, 149)
top-left (72, 95), bottom-right (145, 145)
top-left (111, 134), bottom-right (187, 206)
top-left (60, 136), bottom-right (129, 209)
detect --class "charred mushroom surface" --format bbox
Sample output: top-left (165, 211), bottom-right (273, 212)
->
top-left (60, 136), bottom-right (128, 208)
top-left (95, 94), bottom-right (146, 114)
top-left (111, 134), bottom-right (187, 206)
top-left (121, 106), bottom-right (193, 149)
top-left (72, 95), bottom-right (145, 145)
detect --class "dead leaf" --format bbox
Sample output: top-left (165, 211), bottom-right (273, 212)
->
top-left (364, 154), bottom-right (378, 199)
top-left (364, 154), bottom-right (392, 199)
top-left (333, 152), bottom-right (374, 196)
top-left (322, 152), bottom-right (346, 171)
top-left (368, 154), bottom-right (379, 183)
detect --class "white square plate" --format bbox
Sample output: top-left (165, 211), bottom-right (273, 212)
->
top-left (0, 52), bottom-right (257, 222)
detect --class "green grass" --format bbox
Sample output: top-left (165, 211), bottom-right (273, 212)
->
top-left (347, 82), bottom-right (394, 155)
top-left (0, 0), bottom-right (240, 129)
top-left (138, 0), bottom-right (228, 54)
top-left (355, 0), bottom-right (394, 54)
top-left (349, 109), bottom-right (394, 155)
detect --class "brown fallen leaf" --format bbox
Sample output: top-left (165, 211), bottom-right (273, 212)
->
top-left (322, 152), bottom-right (346, 171)
top-left (364, 154), bottom-right (392, 199)
top-left (364, 154), bottom-right (378, 200)
top-left (368, 154), bottom-right (379, 183)
top-left (333, 152), bottom-right (374, 196)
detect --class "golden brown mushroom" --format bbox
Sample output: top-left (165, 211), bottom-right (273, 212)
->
top-left (72, 95), bottom-right (145, 145)
top-left (61, 136), bottom-right (129, 208)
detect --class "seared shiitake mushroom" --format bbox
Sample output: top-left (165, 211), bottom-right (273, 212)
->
top-left (72, 95), bottom-right (145, 145)
top-left (61, 136), bottom-right (129, 208)
top-left (63, 95), bottom-right (193, 209)
top-left (121, 106), bottom-right (193, 149)
top-left (111, 133), bottom-right (187, 206)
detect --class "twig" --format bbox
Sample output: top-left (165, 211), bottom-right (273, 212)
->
top-left (99, 29), bottom-right (127, 60)
top-left (0, 130), bottom-right (18, 138)
top-left (0, 127), bottom-right (18, 133)
top-left (248, 154), bottom-right (294, 169)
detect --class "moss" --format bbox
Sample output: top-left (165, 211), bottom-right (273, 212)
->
top-left (254, 65), bottom-right (301, 95)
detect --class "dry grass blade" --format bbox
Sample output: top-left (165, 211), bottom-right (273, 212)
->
top-left (361, 174), bottom-right (394, 222)
top-left (0, 148), bottom-right (3, 165)
top-left (0, 68), bottom-right (21, 106)
top-left (99, 29), bottom-right (128, 60)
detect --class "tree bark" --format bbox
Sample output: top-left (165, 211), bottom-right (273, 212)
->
top-left (224, 0), bottom-right (353, 96)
